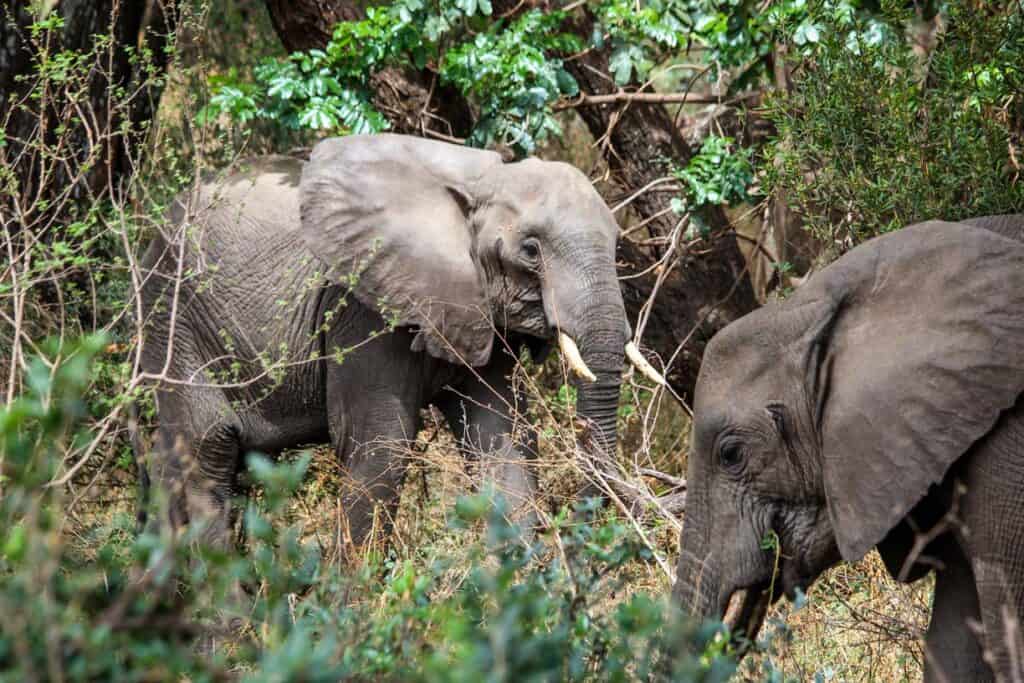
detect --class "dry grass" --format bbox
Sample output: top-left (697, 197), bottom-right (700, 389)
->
top-left (62, 352), bottom-right (931, 680)
top-left (267, 383), bottom-right (928, 681)
top-left (740, 555), bottom-right (929, 681)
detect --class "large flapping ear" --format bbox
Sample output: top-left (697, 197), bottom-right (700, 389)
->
top-left (800, 220), bottom-right (1024, 560)
top-left (300, 134), bottom-right (503, 366)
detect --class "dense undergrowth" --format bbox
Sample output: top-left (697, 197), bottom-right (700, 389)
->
top-left (1, 0), bottom-right (1021, 680)
top-left (0, 338), bottom-right (739, 681)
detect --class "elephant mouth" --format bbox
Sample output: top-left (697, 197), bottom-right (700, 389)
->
top-left (720, 581), bottom-right (773, 653)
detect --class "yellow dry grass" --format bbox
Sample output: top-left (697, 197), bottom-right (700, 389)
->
top-left (66, 367), bottom-right (932, 681)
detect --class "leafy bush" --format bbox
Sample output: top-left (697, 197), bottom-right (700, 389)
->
top-left (673, 135), bottom-right (756, 222)
top-left (0, 342), bottom-right (740, 682)
top-left (200, 0), bottom-right (820, 157)
top-left (766, 0), bottom-right (1024, 247)
top-left (202, 0), bottom-right (583, 153)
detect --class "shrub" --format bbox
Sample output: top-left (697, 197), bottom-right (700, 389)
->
top-left (0, 341), bottom-right (738, 682)
top-left (766, 0), bottom-right (1024, 248)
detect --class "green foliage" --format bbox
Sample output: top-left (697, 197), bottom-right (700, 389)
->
top-left (766, 0), bottom-right (1024, 245)
top-left (202, 0), bottom-right (581, 153)
top-left (674, 135), bottom-right (755, 212)
top-left (442, 11), bottom-right (582, 153)
top-left (201, 0), bottom-right (855, 153)
top-left (0, 335), bottom-right (211, 680)
top-left (594, 0), bottom-right (690, 85)
top-left (0, 343), bottom-right (742, 681)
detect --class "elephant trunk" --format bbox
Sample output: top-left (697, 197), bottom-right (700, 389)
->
top-left (672, 477), bottom-right (719, 621)
top-left (568, 277), bottom-right (627, 481)
top-left (672, 524), bottom-right (719, 621)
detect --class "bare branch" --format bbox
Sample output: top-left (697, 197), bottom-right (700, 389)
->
top-left (555, 89), bottom-right (760, 111)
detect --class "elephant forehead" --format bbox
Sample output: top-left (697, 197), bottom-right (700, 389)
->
top-left (700, 310), bottom-right (783, 384)
top-left (502, 158), bottom-right (593, 193)
top-left (494, 161), bottom-right (614, 228)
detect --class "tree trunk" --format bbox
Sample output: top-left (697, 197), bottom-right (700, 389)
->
top-left (0, 1), bottom-right (177, 222)
top-left (260, 1), bottom-right (758, 402)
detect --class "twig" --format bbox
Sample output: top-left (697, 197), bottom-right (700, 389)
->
top-left (611, 177), bottom-right (680, 214)
top-left (639, 468), bottom-right (686, 490)
top-left (421, 128), bottom-right (466, 145)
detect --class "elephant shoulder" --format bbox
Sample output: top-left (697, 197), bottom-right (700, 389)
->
top-left (166, 155), bottom-right (304, 254)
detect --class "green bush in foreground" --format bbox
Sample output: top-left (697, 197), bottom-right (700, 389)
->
top-left (0, 340), bottom-right (740, 682)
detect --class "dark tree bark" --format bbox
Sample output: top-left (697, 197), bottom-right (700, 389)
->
top-left (264, 0), bottom-right (362, 51)
top-left (0, 1), bottom-right (177, 220)
top-left (563, 24), bottom-right (756, 401)
top-left (261, 1), bottom-right (757, 402)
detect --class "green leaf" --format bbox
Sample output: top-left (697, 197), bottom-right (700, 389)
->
top-left (2, 524), bottom-right (26, 562)
top-left (556, 68), bottom-right (579, 96)
top-left (455, 0), bottom-right (478, 16)
top-left (793, 21), bottom-right (821, 46)
top-left (609, 45), bottom-right (638, 85)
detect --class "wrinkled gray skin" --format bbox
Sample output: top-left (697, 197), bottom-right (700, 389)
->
top-left (674, 215), bottom-right (1024, 682)
top-left (140, 134), bottom-right (627, 553)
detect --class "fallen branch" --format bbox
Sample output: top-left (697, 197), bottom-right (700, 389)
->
top-left (555, 90), bottom-right (760, 111)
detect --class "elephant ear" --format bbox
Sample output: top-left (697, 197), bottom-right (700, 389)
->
top-left (805, 220), bottom-right (1024, 560)
top-left (300, 134), bottom-right (503, 366)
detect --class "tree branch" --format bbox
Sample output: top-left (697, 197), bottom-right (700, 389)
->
top-left (555, 90), bottom-right (759, 110)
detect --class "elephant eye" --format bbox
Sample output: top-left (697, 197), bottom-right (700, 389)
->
top-left (718, 440), bottom-right (744, 471)
top-left (520, 238), bottom-right (541, 266)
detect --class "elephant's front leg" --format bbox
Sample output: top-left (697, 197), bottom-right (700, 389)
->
top-left (326, 323), bottom-right (428, 557)
top-left (923, 536), bottom-right (993, 683)
top-left (439, 347), bottom-right (539, 534)
top-left (331, 391), bottom-right (420, 555)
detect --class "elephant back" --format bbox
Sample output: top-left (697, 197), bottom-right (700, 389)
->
top-left (960, 213), bottom-right (1024, 243)
top-left (139, 155), bottom-right (326, 396)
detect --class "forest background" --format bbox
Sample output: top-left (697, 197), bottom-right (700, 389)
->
top-left (1, 0), bottom-right (1022, 679)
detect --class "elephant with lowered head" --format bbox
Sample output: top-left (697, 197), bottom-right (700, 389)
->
top-left (140, 134), bottom-right (659, 553)
top-left (673, 215), bottom-right (1024, 681)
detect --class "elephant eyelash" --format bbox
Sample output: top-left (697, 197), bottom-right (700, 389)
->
top-left (766, 403), bottom-right (798, 453)
top-left (766, 403), bottom-right (787, 435)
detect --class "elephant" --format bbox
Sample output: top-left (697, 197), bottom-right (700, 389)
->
top-left (139, 133), bottom-right (661, 554)
top-left (672, 214), bottom-right (1024, 681)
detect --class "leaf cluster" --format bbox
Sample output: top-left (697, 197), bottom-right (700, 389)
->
top-left (443, 11), bottom-right (582, 152)
top-left (766, 0), bottom-right (1024, 247)
top-left (674, 135), bottom-right (756, 213)
top-left (202, 0), bottom-right (582, 154)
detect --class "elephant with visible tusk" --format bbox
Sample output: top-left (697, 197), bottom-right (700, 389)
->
top-left (139, 133), bottom-right (661, 553)
top-left (672, 214), bottom-right (1024, 682)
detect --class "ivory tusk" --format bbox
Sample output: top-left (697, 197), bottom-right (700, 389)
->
top-left (625, 341), bottom-right (667, 386)
top-left (558, 332), bottom-right (597, 382)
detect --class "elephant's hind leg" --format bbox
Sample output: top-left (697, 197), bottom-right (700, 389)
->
top-left (147, 390), bottom-right (244, 552)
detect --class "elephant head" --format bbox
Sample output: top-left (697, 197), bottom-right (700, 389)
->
top-left (300, 134), bottom-right (651, 460)
top-left (672, 219), bottom-right (1024, 645)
